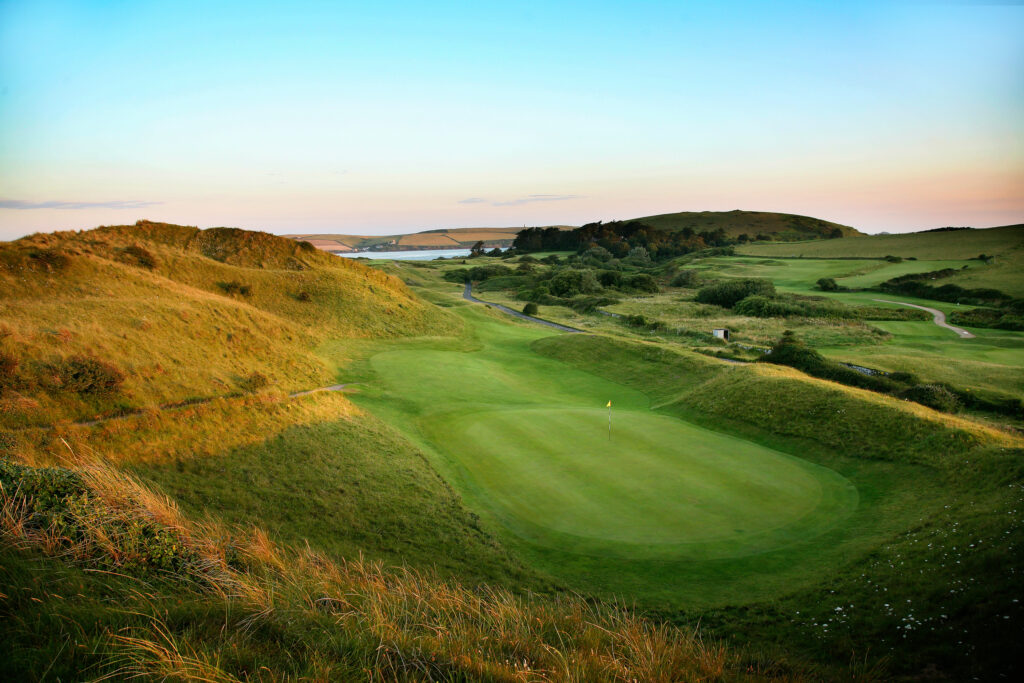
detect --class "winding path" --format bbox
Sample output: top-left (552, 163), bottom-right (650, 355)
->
top-left (872, 299), bottom-right (975, 339)
top-left (462, 283), bottom-right (583, 333)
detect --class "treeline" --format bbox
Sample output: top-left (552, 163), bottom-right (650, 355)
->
top-left (694, 278), bottom-right (927, 321)
top-left (443, 258), bottom-right (660, 313)
top-left (763, 331), bottom-right (1023, 418)
top-left (513, 220), bottom-right (783, 261)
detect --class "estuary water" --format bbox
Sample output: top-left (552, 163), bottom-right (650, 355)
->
top-left (337, 248), bottom-right (473, 261)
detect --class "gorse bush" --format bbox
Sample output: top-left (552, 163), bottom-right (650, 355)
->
top-left (695, 278), bottom-right (775, 308)
top-left (238, 372), bottom-right (269, 393)
top-left (898, 384), bottom-right (961, 413)
top-left (522, 302), bottom-right (538, 315)
top-left (37, 356), bottom-right (126, 395)
top-left (121, 245), bottom-right (157, 269)
top-left (216, 281), bottom-right (252, 296)
top-left (28, 248), bottom-right (71, 272)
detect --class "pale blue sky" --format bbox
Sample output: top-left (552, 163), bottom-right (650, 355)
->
top-left (1, 0), bottom-right (1021, 239)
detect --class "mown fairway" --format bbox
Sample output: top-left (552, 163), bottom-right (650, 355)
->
top-left (337, 304), bottom-right (882, 604)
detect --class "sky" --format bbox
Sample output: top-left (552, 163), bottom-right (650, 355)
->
top-left (0, 0), bottom-right (1022, 240)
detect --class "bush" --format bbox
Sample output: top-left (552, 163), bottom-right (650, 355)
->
top-left (0, 350), bottom-right (19, 390)
top-left (549, 269), bottom-right (602, 298)
top-left (522, 302), bottom-right (538, 315)
top-left (122, 245), bottom-right (157, 269)
top-left (817, 277), bottom-right (840, 291)
top-left (28, 248), bottom-right (70, 272)
top-left (695, 279), bottom-right (775, 308)
top-left (47, 356), bottom-right (125, 395)
top-left (670, 270), bottom-right (700, 288)
top-left (885, 255), bottom-right (902, 263)
top-left (296, 291), bottom-right (312, 302)
top-left (217, 281), bottom-right (252, 296)
top-left (239, 372), bottom-right (269, 392)
top-left (627, 274), bottom-right (659, 293)
top-left (898, 384), bottom-right (961, 413)
top-left (597, 270), bottom-right (624, 288)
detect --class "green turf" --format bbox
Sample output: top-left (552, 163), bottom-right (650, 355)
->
top-left (430, 406), bottom-right (856, 559)
top-left (332, 303), bottom-right (948, 607)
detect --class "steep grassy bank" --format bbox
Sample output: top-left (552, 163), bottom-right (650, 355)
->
top-left (0, 221), bottom-right (458, 427)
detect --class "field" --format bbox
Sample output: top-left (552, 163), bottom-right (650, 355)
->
top-left (4, 222), bottom-right (1024, 680)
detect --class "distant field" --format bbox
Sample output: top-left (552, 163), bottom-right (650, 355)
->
top-left (738, 224), bottom-right (1023, 260)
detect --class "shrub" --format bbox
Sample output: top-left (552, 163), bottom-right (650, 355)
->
top-left (885, 255), bottom-right (902, 263)
top-left (0, 350), bottom-right (18, 390)
top-left (898, 384), bottom-right (961, 413)
top-left (122, 245), bottom-right (157, 269)
top-left (28, 248), bottom-right (70, 272)
top-left (47, 356), bottom-right (125, 395)
top-left (217, 281), bottom-right (252, 296)
top-left (597, 270), bottom-right (624, 288)
top-left (549, 269), bottom-right (602, 297)
top-left (670, 270), bottom-right (700, 288)
top-left (627, 274), bottom-right (659, 293)
top-left (522, 302), bottom-right (538, 315)
top-left (695, 279), bottom-right (775, 308)
top-left (239, 372), bottom-right (269, 392)
top-left (296, 291), bottom-right (312, 302)
top-left (817, 277), bottom-right (839, 291)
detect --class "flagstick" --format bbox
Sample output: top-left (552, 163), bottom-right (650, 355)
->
top-left (608, 403), bottom-right (611, 440)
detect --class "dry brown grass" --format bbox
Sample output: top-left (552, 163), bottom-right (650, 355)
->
top-left (1, 458), bottom-right (801, 681)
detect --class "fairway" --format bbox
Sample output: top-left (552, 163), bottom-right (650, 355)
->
top-left (444, 406), bottom-right (856, 559)
top-left (349, 307), bottom-right (858, 563)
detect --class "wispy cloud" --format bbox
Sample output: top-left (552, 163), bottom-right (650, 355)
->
top-left (459, 194), bottom-right (582, 207)
top-left (0, 199), bottom-right (163, 210)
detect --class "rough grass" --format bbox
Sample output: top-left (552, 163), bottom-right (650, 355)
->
top-left (0, 223), bottom-right (459, 426)
top-left (1, 459), bottom-right (781, 682)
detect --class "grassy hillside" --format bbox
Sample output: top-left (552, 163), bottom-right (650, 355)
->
top-left (630, 209), bottom-right (862, 239)
top-left (0, 221), bottom-right (456, 426)
top-left (738, 223), bottom-right (1023, 259)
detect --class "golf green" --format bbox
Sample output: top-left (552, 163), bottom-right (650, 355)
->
top-left (354, 309), bottom-right (858, 562)
top-left (442, 406), bottom-right (857, 559)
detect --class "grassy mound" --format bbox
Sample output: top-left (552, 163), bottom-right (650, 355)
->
top-left (0, 222), bottom-right (458, 426)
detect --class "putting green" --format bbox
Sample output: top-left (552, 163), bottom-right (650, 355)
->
top-left (351, 310), bottom-right (858, 562)
top-left (442, 407), bottom-right (857, 559)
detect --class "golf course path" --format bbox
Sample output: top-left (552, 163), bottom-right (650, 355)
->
top-left (463, 283), bottom-right (583, 333)
top-left (873, 299), bottom-right (975, 338)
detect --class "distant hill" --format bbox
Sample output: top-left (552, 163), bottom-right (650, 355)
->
top-left (286, 226), bottom-right (574, 253)
top-left (625, 210), bottom-right (863, 240)
top-left (737, 223), bottom-right (1024, 260)
top-left (736, 223), bottom-right (1024, 296)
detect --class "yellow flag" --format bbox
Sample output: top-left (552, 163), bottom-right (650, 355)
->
top-left (606, 400), bottom-right (612, 407)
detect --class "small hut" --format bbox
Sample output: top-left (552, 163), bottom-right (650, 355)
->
top-left (712, 328), bottom-right (730, 342)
